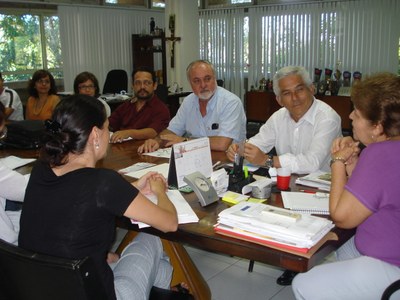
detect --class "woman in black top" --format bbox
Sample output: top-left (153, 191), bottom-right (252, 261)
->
top-left (19, 94), bottom-right (178, 300)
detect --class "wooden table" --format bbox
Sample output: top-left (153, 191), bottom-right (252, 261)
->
top-left (2, 140), bottom-right (355, 273)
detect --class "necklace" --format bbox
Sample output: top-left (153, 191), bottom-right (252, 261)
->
top-left (32, 96), bottom-right (48, 116)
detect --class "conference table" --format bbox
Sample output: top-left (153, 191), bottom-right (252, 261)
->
top-left (1, 139), bottom-right (355, 273)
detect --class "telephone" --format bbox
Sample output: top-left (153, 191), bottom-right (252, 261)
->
top-left (183, 171), bottom-right (219, 207)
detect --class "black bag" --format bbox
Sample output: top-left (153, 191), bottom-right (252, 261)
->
top-left (2, 120), bottom-right (45, 149)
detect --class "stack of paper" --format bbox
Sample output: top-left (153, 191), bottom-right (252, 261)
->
top-left (214, 202), bottom-right (333, 252)
top-left (131, 190), bottom-right (199, 228)
top-left (295, 171), bottom-right (331, 191)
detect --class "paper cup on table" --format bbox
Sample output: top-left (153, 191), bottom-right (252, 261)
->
top-left (276, 167), bottom-right (291, 190)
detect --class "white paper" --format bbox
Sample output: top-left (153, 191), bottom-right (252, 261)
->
top-left (125, 163), bottom-right (169, 179)
top-left (142, 148), bottom-right (172, 158)
top-left (295, 171), bottom-right (331, 191)
top-left (132, 190), bottom-right (199, 228)
top-left (242, 177), bottom-right (273, 195)
top-left (281, 191), bottom-right (330, 215)
top-left (119, 162), bottom-right (156, 174)
top-left (0, 156), bottom-right (36, 170)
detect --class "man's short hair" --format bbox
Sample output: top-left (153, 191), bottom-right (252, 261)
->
top-left (186, 60), bottom-right (216, 81)
top-left (132, 66), bottom-right (157, 83)
top-left (273, 66), bottom-right (313, 95)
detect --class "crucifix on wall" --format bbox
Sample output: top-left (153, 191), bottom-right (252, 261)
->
top-left (166, 14), bottom-right (181, 68)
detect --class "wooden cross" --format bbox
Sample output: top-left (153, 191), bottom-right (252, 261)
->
top-left (166, 35), bottom-right (181, 68)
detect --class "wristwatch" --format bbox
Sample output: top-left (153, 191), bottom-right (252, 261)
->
top-left (264, 155), bottom-right (274, 168)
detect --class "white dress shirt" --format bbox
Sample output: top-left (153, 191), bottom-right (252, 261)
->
top-left (249, 99), bottom-right (342, 174)
top-left (0, 162), bottom-right (28, 244)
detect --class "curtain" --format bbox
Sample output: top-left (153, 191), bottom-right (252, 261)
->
top-left (199, 8), bottom-right (246, 100)
top-left (200, 0), bottom-right (400, 100)
top-left (58, 5), bottom-right (164, 92)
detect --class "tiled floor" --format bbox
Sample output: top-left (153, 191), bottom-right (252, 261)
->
top-left (184, 245), bottom-right (296, 300)
top-left (113, 228), bottom-right (297, 300)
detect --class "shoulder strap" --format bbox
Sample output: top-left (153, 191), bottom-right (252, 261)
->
top-left (4, 90), bottom-right (13, 107)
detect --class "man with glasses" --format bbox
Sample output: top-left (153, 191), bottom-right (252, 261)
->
top-left (0, 72), bottom-right (23, 121)
top-left (138, 60), bottom-right (246, 153)
top-left (108, 67), bottom-right (170, 143)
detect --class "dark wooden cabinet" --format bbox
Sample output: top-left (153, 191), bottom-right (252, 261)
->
top-left (245, 91), bottom-right (281, 123)
top-left (132, 34), bottom-right (167, 84)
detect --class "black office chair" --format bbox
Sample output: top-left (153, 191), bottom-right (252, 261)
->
top-left (102, 69), bottom-right (128, 94)
top-left (155, 83), bottom-right (169, 103)
top-left (0, 239), bottom-right (193, 300)
top-left (216, 79), bottom-right (224, 87)
top-left (382, 279), bottom-right (400, 300)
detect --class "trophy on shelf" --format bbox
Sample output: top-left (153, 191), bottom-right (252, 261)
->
top-left (353, 71), bottom-right (362, 86)
top-left (313, 68), bottom-right (322, 95)
top-left (343, 71), bottom-right (351, 87)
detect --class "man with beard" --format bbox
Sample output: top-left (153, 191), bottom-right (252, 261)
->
top-left (138, 60), bottom-right (246, 152)
top-left (109, 67), bottom-right (170, 143)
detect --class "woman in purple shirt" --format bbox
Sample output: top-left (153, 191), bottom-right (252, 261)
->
top-left (292, 73), bottom-right (400, 299)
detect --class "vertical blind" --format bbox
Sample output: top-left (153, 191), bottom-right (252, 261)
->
top-left (200, 0), bottom-right (400, 101)
top-left (58, 5), bottom-right (164, 92)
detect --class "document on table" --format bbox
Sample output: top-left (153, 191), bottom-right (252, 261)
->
top-left (295, 171), bottom-right (331, 191)
top-left (281, 191), bottom-right (330, 215)
top-left (119, 162), bottom-right (156, 174)
top-left (131, 190), bottom-right (199, 228)
top-left (124, 163), bottom-right (169, 179)
top-left (142, 148), bottom-right (172, 159)
top-left (0, 156), bottom-right (36, 170)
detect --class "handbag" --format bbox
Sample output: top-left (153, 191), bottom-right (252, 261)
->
top-left (2, 120), bottom-right (45, 149)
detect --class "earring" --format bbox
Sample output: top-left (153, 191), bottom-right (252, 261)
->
top-left (95, 141), bottom-right (100, 149)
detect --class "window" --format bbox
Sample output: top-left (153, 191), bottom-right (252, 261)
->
top-left (0, 11), bottom-right (62, 82)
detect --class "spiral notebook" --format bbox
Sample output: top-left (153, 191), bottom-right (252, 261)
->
top-left (281, 191), bottom-right (330, 215)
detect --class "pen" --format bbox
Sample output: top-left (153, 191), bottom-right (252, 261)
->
top-left (299, 189), bottom-right (316, 194)
top-left (212, 161), bottom-right (221, 169)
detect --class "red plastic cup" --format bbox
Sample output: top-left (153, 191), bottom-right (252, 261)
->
top-left (277, 167), bottom-right (291, 190)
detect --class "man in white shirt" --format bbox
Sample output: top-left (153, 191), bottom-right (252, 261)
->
top-left (0, 72), bottom-right (24, 121)
top-left (226, 66), bottom-right (342, 286)
top-left (227, 65), bottom-right (342, 174)
top-left (138, 60), bottom-right (246, 152)
top-left (0, 102), bottom-right (28, 244)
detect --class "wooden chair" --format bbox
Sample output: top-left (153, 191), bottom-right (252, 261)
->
top-left (0, 238), bottom-right (195, 300)
top-left (116, 231), bottom-right (211, 300)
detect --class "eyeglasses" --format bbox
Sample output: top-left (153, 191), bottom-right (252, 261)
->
top-left (37, 79), bottom-right (50, 85)
top-left (0, 126), bottom-right (7, 140)
top-left (133, 80), bottom-right (153, 87)
top-left (78, 85), bottom-right (96, 90)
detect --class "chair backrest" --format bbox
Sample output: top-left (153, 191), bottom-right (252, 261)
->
top-left (102, 69), bottom-right (128, 94)
top-left (155, 83), bottom-right (169, 103)
top-left (0, 239), bottom-right (109, 300)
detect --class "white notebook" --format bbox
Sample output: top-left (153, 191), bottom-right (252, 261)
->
top-left (281, 191), bottom-right (330, 215)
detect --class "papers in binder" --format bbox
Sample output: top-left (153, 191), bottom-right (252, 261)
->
top-left (215, 201), bottom-right (334, 250)
top-left (131, 190), bottom-right (199, 228)
top-left (282, 191), bottom-right (330, 215)
top-left (295, 171), bottom-right (331, 191)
